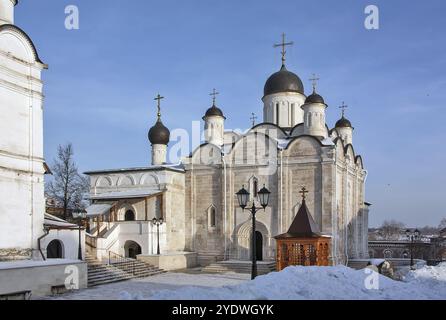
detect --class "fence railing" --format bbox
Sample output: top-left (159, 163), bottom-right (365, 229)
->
top-left (85, 233), bottom-right (97, 249)
top-left (108, 251), bottom-right (136, 275)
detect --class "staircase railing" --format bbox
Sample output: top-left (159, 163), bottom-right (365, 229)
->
top-left (108, 251), bottom-right (136, 275)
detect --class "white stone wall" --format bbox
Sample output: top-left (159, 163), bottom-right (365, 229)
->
top-left (0, 260), bottom-right (88, 297)
top-left (42, 228), bottom-right (85, 260)
top-left (262, 92), bottom-right (306, 128)
top-left (303, 102), bottom-right (328, 138)
top-left (0, 22), bottom-right (46, 258)
top-left (337, 127), bottom-right (353, 145)
top-left (184, 127), bottom-right (367, 266)
top-left (87, 168), bottom-right (186, 257)
top-left (0, 0), bottom-right (15, 25)
top-left (151, 144), bottom-right (167, 165)
top-left (204, 115), bottom-right (225, 146)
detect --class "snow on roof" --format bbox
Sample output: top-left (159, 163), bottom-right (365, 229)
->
top-left (84, 163), bottom-right (185, 175)
top-left (85, 203), bottom-right (114, 217)
top-left (44, 213), bottom-right (78, 228)
top-left (89, 189), bottom-right (163, 201)
top-left (321, 137), bottom-right (335, 146)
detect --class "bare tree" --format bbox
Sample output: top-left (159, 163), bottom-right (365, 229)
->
top-left (45, 143), bottom-right (89, 220)
top-left (380, 220), bottom-right (406, 240)
top-left (439, 218), bottom-right (446, 230)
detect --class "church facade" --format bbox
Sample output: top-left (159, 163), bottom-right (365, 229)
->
top-left (86, 38), bottom-right (370, 267)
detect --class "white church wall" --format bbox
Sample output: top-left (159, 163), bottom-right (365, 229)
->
top-left (0, 0), bottom-right (15, 25)
top-left (262, 92), bottom-right (306, 127)
top-left (0, 25), bottom-right (46, 259)
top-left (0, 260), bottom-right (87, 297)
top-left (42, 228), bottom-right (85, 260)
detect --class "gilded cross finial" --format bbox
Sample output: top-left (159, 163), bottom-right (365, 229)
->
top-left (250, 113), bottom-right (258, 127)
top-left (154, 93), bottom-right (164, 120)
top-left (339, 101), bottom-right (348, 118)
top-left (209, 88), bottom-right (219, 106)
top-left (299, 186), bottom-right (309, 201)
top-left (309, 73), bottom-right (320, 93)
top-left (273, 33), bottom-right (294, 66)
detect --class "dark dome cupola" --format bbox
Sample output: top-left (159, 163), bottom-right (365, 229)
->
top-left (263, 64), bottom-right (304, 97)
top-left (148, 94), bottom-right (170, 165)
top-left (262, 33), bottom-right (307, 128)
top-left (335, 102), bottom-right (354, 145)
top-left (148, 120), bottom-right (170, 145)
top-left (203, 88), bottom-right (225, 146)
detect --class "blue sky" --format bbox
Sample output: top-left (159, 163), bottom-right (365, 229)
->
top-left (16, 0), bottom-right (446, 227)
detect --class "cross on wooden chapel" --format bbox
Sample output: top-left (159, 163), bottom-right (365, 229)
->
top-left (274, 33), bottom-right (294, 66)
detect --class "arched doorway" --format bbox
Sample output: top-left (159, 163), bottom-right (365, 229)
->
top-left (47, 240), bottom-right (63, 259)
top-left (124, 240), bottom-right (141, 259)
top-left (236, 220), bottom-right (269, 261)
top-left (255, 231), bottom-right (263, 261)
top-left (125, 210), bottom-right (135, 221)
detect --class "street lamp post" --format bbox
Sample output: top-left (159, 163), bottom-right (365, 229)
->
top-left (236, 185), bottom-right (271, 280)
top-left (73, 211), bottom-right (87, 261)
top-left (406, 228), bottom-right (420, 269)
top-left (152, 217), bottom-right (164, 255)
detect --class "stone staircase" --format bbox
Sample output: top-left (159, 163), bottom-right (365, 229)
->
top-left (202, 260), bottom-right (276, 275)
top-left (85, 253), bottom-right (166, 287)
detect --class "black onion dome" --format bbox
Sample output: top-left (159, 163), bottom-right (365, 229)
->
top-left (148, 120), bottom-right (170, 145)
top-left (204, 104), bottom-right (225, 118)
top-left (335, 116), bottom-right (352, 128)
top-left (305, 92), bottom-right (325, 104)
top-left (264, 65), bottom-right (304, 97)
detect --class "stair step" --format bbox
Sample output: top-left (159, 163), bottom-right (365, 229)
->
top-left (86, 254), bottom-right (166, 287)
top-left (202, 261), bottom-right (276, 275)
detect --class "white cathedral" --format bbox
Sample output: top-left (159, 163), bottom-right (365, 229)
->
top-left (85, 36), bottom-right (370, 268)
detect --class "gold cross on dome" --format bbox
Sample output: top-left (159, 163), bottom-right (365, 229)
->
top-left (299, 186), bottom-right (309, 200)
top-left (273, 33), bottom-right (294, 65)
top-left (209, 88), bottom-right (219, 105)
top-left (338, 101), bottom-right (348, 117)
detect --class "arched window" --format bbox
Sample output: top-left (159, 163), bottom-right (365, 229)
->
top-left (47, 240), bottom-right (63, 259)
top-left (249, 176), bottom-right (259, 200)
top-left (291, 103), bottom-right (295, 122)
top-left (208, 206), bottom-right (216, 228)
top-left (253, 179), bottom-right (258, 198)
top-left (125, 210), bottom-right (135, 221)
top-left (383, 249), bottom-right (392, 259)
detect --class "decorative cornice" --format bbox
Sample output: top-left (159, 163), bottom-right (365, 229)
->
top-left (0, 24), bottom-right (46, 66)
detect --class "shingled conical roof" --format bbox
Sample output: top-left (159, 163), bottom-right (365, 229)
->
top-left (275, 198), bottom-right (321, 239)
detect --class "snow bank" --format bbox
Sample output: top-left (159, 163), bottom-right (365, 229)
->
top-left (147, 265), bottom-right (446, 300)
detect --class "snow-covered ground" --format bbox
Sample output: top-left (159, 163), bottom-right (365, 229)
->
top-left (41, 272), bottom-right (250, 300)
top-left (43, 264), bottom-right (446, 300)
